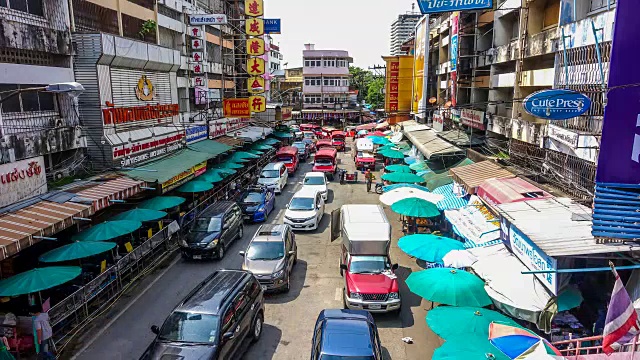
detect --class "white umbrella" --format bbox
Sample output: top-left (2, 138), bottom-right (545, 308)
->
top-left (442, 250), bottom-right (478, 268)
top-left (379, 188), bottom-right (445, 206)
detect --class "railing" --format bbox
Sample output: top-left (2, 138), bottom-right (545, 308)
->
top-left (553, 334), bottom-right (640, 357)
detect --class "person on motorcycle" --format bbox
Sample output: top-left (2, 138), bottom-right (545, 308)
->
top-left (364, 169), bottom-right (375, 192)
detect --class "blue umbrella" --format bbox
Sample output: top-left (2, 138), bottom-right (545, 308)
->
top-left (357, 130), bottom-right (368, 135)
top-left (398, 234), bottom-right (465, 263)
top-left (404, 156), bottom-right (418, 164)
top-left (367, 136), bottom-right (391, 145)
top-left (382, 183), bottom-right (432, 193)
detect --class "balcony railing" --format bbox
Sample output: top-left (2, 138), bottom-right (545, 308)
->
top-left (525, 28), bottom-right (558, 58)
top-left (495, 39), bottom-right (519, 63)
top-left (0, 96), bottom-right (80, 136)
top-left (553, 334), bottom-right (639, 357)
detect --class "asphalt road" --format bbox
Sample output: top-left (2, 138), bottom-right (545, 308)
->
top-left (70, 141), bottom-right (440, 360)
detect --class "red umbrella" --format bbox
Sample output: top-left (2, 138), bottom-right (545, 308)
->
top-left (370, 131), bottom-right (386, 137)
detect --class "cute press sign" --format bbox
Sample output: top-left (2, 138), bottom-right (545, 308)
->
top-left (0, 156), bottom-right (47, 207)
top-left (523, 89), bottom-right (591, 120)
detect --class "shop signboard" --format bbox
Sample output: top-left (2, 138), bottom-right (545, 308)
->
top-left (509, 224), bottom-right (558, 295)
top-left (191, 39), bottom-right (203, 50)
top-left (460, 109), bottom-right (485, 130)
top-left (282, 107), bottom-right (292, 121)
top-left (384, 56), bottom-right (413, 114)
top-left (223, 99), bottom-right (251, 117)
top-left (417, 0), bottom-right (492, 14)
top-left (451, 109), bottom-right (460, 123)
top-left (247, 57), bottom-right (265, 76)
top-left (191, 52), bottom-right (203, 63)
top-left (246, 38), bottom-right (265, 56)
top-left (191, 76), bottom-right (206, 88)
top-left (102, 104), bottom-right (179, 125)
top-left (188, 14), bottom-right (228, 25)
top-left (264, 19), bottom-right (281, 34)
top-left (161, 161), bottom-right (207, 193)
top-left (209, 118), bottom-right (251, 138)
top-left (250, 95), bottom-right (267, 113)
top-left (523, 89), bottom-right (591, 120)
top-left (444, 196), bottom-right (500, 248)
top-left (190, 63), bottom-right (204, 74)
top-left (432, 111), bottom-right (444, 132)
top-left (208, 89), bottom-right (221, 101)
top-left (245, 0), bottom-right (264, 16)
top-left (246, 18), bottom-right (264, 36)
top-left (187, 26), bottom-right (203, 38)
top-left (548, 123), bottom-right (579, 148)
top-left (186, 125), bottom-right (209, 144)
top-left (248, 76), bottom-right (265, 94)
top-left (0, 156), bottom-right (46, 207)
top-left (113, 132), bottom-right (185, 167)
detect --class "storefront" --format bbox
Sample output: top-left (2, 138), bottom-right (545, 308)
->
top-left (300, 110), bottom-right (360, 121)
top-left (0, 156), bottom-right (46, 208)
top-left (73, 33), bottom-right (182, 169)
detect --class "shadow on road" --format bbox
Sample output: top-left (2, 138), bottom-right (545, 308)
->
top-left (242, 323), bottom-right (282, 360)
top-left (265, 259), bottom-right (308, 304)
top-left (375, 265), bottom-right (421, 329)
top-left (382, 346), bottom-right (392, 360)
top-left (326, 189), bottom-right (335, 203)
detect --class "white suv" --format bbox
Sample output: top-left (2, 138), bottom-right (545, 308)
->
top-left (258, 162), bottom-right (288, 194)
top-left (301, 172), bottom-right (328, 201)
top-left (284, 187), bottom-right (325, 231)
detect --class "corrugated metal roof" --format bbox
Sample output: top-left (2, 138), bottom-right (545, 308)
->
top-left (400, 120), bottom-right (430, 132)
top-left (497, 198), bottom-right (634, 256)
top-left (449, 160), bottom-right (515, 194)
top-left (121, 150), bottom-right (212, 183)
top-left (439, 130), bottom-right (484, 146)
top-left (404, 129), bottom-right (463, 159)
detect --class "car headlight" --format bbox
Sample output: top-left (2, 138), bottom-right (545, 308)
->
top-left (272, 269), bottom-right (285, 278)
top-left (256, 206), bottom-right (265, 213)
top-left (388, 292), bottom-right (399, 300)
top-left (206, 239), bottom-right (219, 249)
top-left (302, 216), bottom-right (316, 222)
top-left (350, 292), bottom-right (363, 300)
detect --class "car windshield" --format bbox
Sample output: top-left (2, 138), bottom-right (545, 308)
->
top-left (288, 197), bottom-right (315, 211)
top-left (191, 217), bottom-right (221, 232)
top-left (279, 157), bottom-right (294, 164)
top-left (304, 133), bottom-right (314, 139)
top-left (304, 176), bottom-right (325, 185)
top-left (247, 241), bottom-right (285, 260)
top-left (320, 356), bottom-right (375, 360)
top-left (158, 312), bottom-right (220, 344)
top-left (261, 170), bottom-right (279, 178)
top-left (242, 192), bottom-right (263, 204)
top-left (293, 143), bottom-right (305, 150)
top-left (349, 256), bottom-right (389, 274)
top-left (315, 159), bottom-right (333, 166)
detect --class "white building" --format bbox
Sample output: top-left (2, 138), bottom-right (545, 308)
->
top-left (390, 13), bottom-right (422, 56)
top-left (266, 34), bottom-right (283, 102)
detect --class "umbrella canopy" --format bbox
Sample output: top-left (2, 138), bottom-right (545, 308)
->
top-left (215, 161), bottom-right (244, 169)
top-left (198, 170), bottom-right (225, 183)
top-left (404, 156), bottom-right (418, 164)
top-left (39, 241), bottom-right (116, 263)
top-left (177, 180), bottom-right (214, 193)
top-left (251, 143), bottom-right (273, 151)
top-left (442, 249), bottom-right (478, 268)
top-left (273, 131), bottom-right (293, 138)
top-left (112, 208), bottom-right (167, 222)
top-left (248, 149), bottom-right (264, 155)
top-left (390, 197), bottom-right (440, 217)
top-left (406, 268), bottom-right (492, 307)
top-left (0, 266), bottom-right (82, 296)
top-left (138, 196), bottom-right (186, 211)
top-left (379, 149), bottom-right (405, 159)
top-left (368, 136), bottom-right (391, 145)
top-left (489, 322), bottom-right (563, 359)
top-left (557, 286), bottom-right (583, 312)
top-left (379, 188), bottom-right (445, 206)
top-left (357, 130), bottom-right (369, 135)
top-left (433, 339), bottom-right (509, 360)
top-left (208, 168), bottom-right (236, 176)
top-left (427, 307), bottom-right (520, 341)
top-left (398, 234), bottom-right (465, 262)
top-left (73, 220), bottom-right (142, 242)
top-left (382, 183), bottom-right (432, 193)
top-left (381, 172), bottom-right (425, 184)
top-left (263, 138), bottom-right (281, 145)
top-left (384, 164), bottom-right (413, 173)
top-left (231, 151), bottom-right (261, 159)
top-left (410, 161), bottom-right (429, 171)
top-left (225, 155), bottom-right (250, 163)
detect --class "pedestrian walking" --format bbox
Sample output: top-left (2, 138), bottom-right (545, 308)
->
top-left (30, 305), bottom-right (54, 359)
top-left (364, 169), bottom-right (375, 193)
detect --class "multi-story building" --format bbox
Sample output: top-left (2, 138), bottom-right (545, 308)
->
top-left (390, 13), bottom-right (422, 56)
top-left (302, 44), bottom-right (356, 121)
top-left (279, 67), bottom-right (303, 109)
top-left (265, 34), bottom-right (283, 102)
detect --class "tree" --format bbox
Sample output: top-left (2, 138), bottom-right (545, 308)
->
top-left (349, 66), bottom-right (374, 102)
top-left (366, 77), bottom-right (385, 110)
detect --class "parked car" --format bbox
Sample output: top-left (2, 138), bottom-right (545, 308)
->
top-left (301, 171), bottom-right (328, 201)
top-left (258, 162), bottom-right (289, 194)
top-left (312, 147), bottom-right (338, 180)
top-left (292, 141), bottom-right (310, 161)
top-left (239, 184), bottom-right (276, 223)
top-left (284, 187), bottom-right (325, 231)
top-left (315, 139), bottom-right (333, 150)
top-left (180, 202), bottom-right (244, 260)
top-left (240, 224), bottom-right (297, 292)
top-left (276, 146), bottom-right (300, 174)
top-left (355, 151), bottom-right (376, 171)
top-left (147, 270), bottom-right (264, 360)
top-left (310, 309), bottom-right (383, 360)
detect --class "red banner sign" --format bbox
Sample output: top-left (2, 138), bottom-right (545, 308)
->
top-left (223, 99), bottom-right (251, 117)
top-left (102, 104), bottom-right (180, 125)
top-left (209, 118), bottom-right (251, 138)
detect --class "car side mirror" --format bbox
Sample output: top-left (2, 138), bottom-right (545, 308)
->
top-left (392, 263), bottom-right (399, 270)
top-left (151, 325), bottom-right (160, 334)
top-left (288, 251), bottom-right (295, 256)
top-left (222, 331), bottom-right (235, 341)
top-left (285, 204), bottom-right (289, 208)
top-left (340, 264), bottom-right (348, 271)
top-left (239, 251), bottom-right (245, 256)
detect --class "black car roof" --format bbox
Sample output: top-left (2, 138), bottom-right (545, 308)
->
top-left (198, 201), bottom-right (236, 218)
top-left (176, 270), bottom-right (248, 315)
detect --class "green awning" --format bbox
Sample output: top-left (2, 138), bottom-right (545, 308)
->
top-left (121, 150), bottom-right (212, 184)
top-left (188, 140), bottom-right (233, 156)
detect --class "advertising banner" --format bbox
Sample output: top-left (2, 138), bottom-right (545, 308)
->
top-left (460, 109), bottom-right (485, 130)
top-left (413, 15), bottom-right (428, 114)
top-left (432, 111), bottom-right (444, 132)
top-left (450, 12), bottom-right (459, 107)
top-left (264, 19), bottom-right (281, 34)
top-left (596, 0), bottom-right (640, 184)
top-left (209, 118), bottom-right (251, 138)
top-left (417, 0), bottom-right (492, 14)
top-left (523, 89), bottom-right (591, 120)
top-left (186, 125), bottom-right (209, 144)
top-left (384, 56), bottom-right (414, 114)
top-left (162, 161), bottom-right (207, 193)
top-left (508, 224), bottom-right (558, 295)
top-left (0, 156), bottom-right (46, 207)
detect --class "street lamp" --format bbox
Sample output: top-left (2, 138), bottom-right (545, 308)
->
top-left (0, 82), bottom-right (85, 104)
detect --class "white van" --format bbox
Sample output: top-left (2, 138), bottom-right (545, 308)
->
top-left (355, 138), bottom-right (374, 153)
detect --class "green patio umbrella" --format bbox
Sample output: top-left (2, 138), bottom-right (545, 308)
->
top-left (263, 138), bottom-right (281, 145)
top-left (198, 170), bottom-right (224, 183)
top-left (426, 307), bottom-right (520, 341)
top-left (208, 168), bottom-right (236, 176)
top-left (39, 241), bottom-right (117, 263)
top-left (368, 136), bottom-right (391, 145)
top-left (385, 164), bottom-right (413, 173)
top-left (138, 196), bottom-right (186, 211)
top-left (379, 149), bottom-right (406, 159)
top-left (433, 339), bottom-right (508, 360)
top-left (248, 149), bottom-right (264, 155)
top-left (382, 172), bottom-right (425, 184)
top-left (273, 131), bottom-right (293, 138)
top-left (406, 268), bottom-right (492, 307)
top-left (232, 151), bottom-right (261, 159)
top-left (410, 161), bottom-right (429, 171)
top-left (73, 220), bottom-right (142, 242)
top-left (251, 144), bottom-right (273, 151)
top-left (557, 286), bottom-right (583, 311)
top-left (390, 197), bottom-right (439, 217)
top-left (225, 156), bottom-right (250, 163)
top-left (177, 180), bottom-right (214, 193)
top-left (0, 266), bottom-right (82, 296)
top-left (398, 234), bottom-right (464, 262)
top-left (112, 208), bottom-right (167, 222)
top-left (215, 161), bottom-right (244, 169)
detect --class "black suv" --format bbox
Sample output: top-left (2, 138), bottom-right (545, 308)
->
top-left (181, 201), bottom-right (244, 260)
top-left (147, 270), bottom-right (264, 360)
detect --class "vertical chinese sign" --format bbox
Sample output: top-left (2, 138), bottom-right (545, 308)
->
top-left (388, 60), bottom-right (400, 112)
top-left (188, 25), bottom-right (207, 104)
top-left (450, 12), bottom-right (459, 107)
top-left (383, 56), bottom-right (414, 123)
top-left (245, 0), bottom-right (266, 113)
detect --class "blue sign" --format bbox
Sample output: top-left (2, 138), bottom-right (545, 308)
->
top-left (416, 0), bottom-right (493, 14)
top-left (186, 125), bottom-right (208, 144)
top-left (450, 34), bottom-right (458, 72)
top-left (523, 89), bottom-right (591, 120)
top-left (264, 19), bottom-right (281, 34)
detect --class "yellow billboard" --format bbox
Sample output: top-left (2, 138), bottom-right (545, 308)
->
top-left (412, 15), bottom-right (428, 113)
top-left (383, 56), bottom-right (413, 115)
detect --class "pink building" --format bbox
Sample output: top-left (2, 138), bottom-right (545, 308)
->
top-left (302, 44), bottom-right (352, 110)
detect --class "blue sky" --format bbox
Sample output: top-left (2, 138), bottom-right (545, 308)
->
top-left (265, 0), bottom-right (418, 69)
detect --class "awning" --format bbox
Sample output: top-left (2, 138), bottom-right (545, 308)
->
top-left (404, 129), bottom-right (463, 159)
top-left (400, 120), bottom-right (430, 132)
top-left (234, 126), bottom-right (274, 142)
top-left (375, 121), bottom-right (389, 129)
top-left (439, 130), bottom-right (485, 147)
top-left (356, 123), bottom-right (377, 131)
top-left (187, 140), bottom-right (233, 156)
top-left (445, 196), bottom-right (501, 248)
top-left (477, 177), bottom-right (552, 206)
top-left (215, 136), bottom-right (245, 147)
top-left (432, 183), bottom-right (469, 211)
top-left (449, 160), bottom-right (515, 195)
top-left (497, 198), bottom-right (633, 257)
top-left (71, 177), bottom-right (144, 212)
top-left (121, 149), bottom-right (212, 184)
top-left (470, 243), bottom-right (553, 327)
top-left (0, 201), bottom-right (93, 260)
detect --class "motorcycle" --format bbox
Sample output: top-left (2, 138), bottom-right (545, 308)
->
top-left (374, 181), bottom-right (383, 194)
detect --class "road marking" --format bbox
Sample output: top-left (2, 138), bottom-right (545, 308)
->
top-left (335, 287), bottom-right (342, 301)
top-left (70, 254), bottom-right (181, 360)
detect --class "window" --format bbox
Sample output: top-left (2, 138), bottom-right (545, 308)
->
top-left (221, 308), bottom-right (235, 334)
top-left (232, 293), bottom-right (250, 317)
top-left (590, 0), bottom-right (615, 12)
top-left (192, 217), bottom-right (222, 232)
top-left (158, 312), bottom-right (220, 344)
top-left (0, 84), bottom-right (55, 113)
top-left (0, 0), bottom-right (43, 15)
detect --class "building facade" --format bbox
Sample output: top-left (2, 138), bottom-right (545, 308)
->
top-left (265, 34), bottom-right (283, 102)
top-left (302, 44), bottom-right (352, 114)
top-left (390, 13), bottom-right (422, 56)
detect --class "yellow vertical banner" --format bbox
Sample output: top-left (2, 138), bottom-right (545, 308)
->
top-left (125, 242), bottom-right (133, 253)
top-left (413, 16), bottom-right (428, 113)
top-left (147, 228), bottom-right (153, 238)
top-left (100, 260), bottom-right (107, 273)
top-left (158, 221), bottom-right (164, 230)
